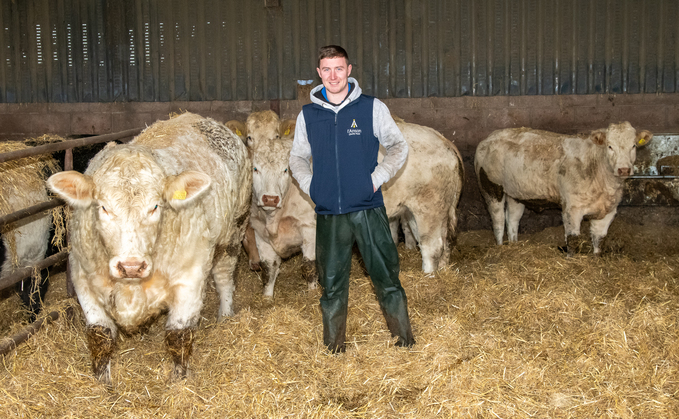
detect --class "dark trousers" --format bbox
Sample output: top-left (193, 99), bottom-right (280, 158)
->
top-left (316, 206), bottom-right (415, 352)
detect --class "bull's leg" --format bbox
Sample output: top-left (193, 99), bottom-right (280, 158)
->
top-left (74, 272), bottom-right (119, 385)
top-left (411, 212), bottom-right (446, 274)
top-left (301, 233), bottom-right (318, 290)
top-left (505, 196), bottom-right (525, 242)
top-left (255, 233), bottom-right (281, 297)
top-left (85, 325), bottom-right (116, 386)
top-left (165, 328), bottom-right (195, 381)
top-left (165, 256), bottom-right (209, 381)
top-left (484, 194), bottom-right (506, 245)
top-left (401, 216), bottom-right (417, 250)
top-left (242, 224), bottom-right (261, 271)
top-left (212, 245), bottom-right (238, 318)
top-left (589, 210), bottom-right (617, 255)
top-left (562, 208), bottom-right (585, 256)
top-left (389, 219), bottom-right (400, 246)
top-left (16, 268), bottom-right (50, 323)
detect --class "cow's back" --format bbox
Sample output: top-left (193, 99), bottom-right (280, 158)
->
top-left (476, 128), bottom-right (565, 202)
top-left (383, 121), bottom-right (463, 214)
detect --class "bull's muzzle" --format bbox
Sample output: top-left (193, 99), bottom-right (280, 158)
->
top-left (115, 260), bottom-right (149, 278)
top-left (617, 167), bottom-right (632, 177)
top-left (261, 194), bottom-right (280, 208)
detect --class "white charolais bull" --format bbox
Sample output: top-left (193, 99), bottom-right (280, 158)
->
top-left (228, 111), bottom-right (315, 297)
top-left (234, 111), bottom-right (463, 297)
top-left (47, 113), bottom-right (251, 384)
top-left (474, 122), bottom-right (652, 255)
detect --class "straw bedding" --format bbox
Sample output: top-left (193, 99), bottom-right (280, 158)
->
top-left (0, 220), bottom-right (678, 418)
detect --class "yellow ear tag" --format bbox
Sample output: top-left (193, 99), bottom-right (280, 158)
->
top-left (173, 189), bottom-right (187, 200)
top-left (638, 138), bottom-right (646, 146)
top-left (284, 128), bottom-right (290, 136)
top-left (236, 129), bottom-right (242, 136)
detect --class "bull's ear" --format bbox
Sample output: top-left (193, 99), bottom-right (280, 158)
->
top-left (164, 171), bottom-right (211, 210)
top-left (636, 130), bottom-right (653, 148)
top-left (47, 171), bottom-right (95, 208)
top-left (280, 119), bottom-right (296, 139)
top-left (225, 120), bottom-right (247, 144)
top-left (591, 129), bottom-right (607, 146)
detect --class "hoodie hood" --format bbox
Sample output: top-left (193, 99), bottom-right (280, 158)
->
top-left (310, 77), bottom-right (363, 113)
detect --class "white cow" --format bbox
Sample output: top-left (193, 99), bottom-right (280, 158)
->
top-left (1, 142), bottom-right (58, 321)
top-left (474, 122), bottom-right (652, 254)
top-left (47, 113), bottom-right (251, 384)
top-left (234, 111), bottom-right (463, 297)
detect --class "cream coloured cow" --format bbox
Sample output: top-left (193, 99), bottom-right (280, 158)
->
top-left (1, 142), bottom-right (60, 322)
top-left (474, 122), bottom-right (652, 255)
top-left (47, 113), bottom-right (251, 384)
top-left (237, 111), bottom-right (464, 297)
top-left (227, 111), bottom-right (315, 296)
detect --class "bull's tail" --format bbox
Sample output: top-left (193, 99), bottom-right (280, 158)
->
top-left (447, 148), bottom-right (465, 246)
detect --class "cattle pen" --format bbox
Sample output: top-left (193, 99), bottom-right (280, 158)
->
top-left (0, 127), bottom-right (142, 355)
top-left (1, 0), bottom-right (679, 416)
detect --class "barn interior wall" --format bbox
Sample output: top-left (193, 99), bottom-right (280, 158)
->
top-left (1, 92), bottom-right (677, 232)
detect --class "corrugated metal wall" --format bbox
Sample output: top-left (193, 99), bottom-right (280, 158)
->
top-left (0, 0), bottom-right (677, 103)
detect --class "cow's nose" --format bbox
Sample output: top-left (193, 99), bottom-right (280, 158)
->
top-left (261, 195), bottom-right (280, 207)
top-left (618, 167), bottom-right (631, 176)
top-left (117, 260), bottom-right (149, 278)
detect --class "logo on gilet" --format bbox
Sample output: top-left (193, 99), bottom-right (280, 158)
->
top-left (348, 119), bottom-right (361, 136)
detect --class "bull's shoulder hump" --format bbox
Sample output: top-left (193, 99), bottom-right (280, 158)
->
top-left (192, 117), bottom-right (248, 162)
top-left (132, 112), bottom-right (204, 148)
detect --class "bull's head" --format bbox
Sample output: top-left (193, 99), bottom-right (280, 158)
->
top-left (591, 122), bottom-right (653, 177)
top-left (250, 139), bottom-right (294, 211)
top-left (226, 110), bottom-right (295, 148)
top-left (47, 146), bottom-right (211, 280)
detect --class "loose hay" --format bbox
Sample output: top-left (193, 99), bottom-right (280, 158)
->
top-left (1, 221), bottom-right (678, 418)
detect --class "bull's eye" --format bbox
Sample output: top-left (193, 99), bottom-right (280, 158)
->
top-left (608, 145), bottom-right (613, 150)
top-left (253, 167), bottom-right (258, 173)
top-left (247, 136), bottom-right (252, 142)
top-left (633, 144), bottom-right (637, 149)
top-left (150, 204), bottom-right (159, 214)
top-left (284, 168), bottom-right (288, 173)
top-left (101, 206), bottom-right (108, 214)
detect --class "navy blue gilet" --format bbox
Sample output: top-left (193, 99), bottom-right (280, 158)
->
top-left (303, 94), bottom-right (383, 215)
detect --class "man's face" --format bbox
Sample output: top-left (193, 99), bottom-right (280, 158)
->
top-left (317, 56), bottom-right (352, 99)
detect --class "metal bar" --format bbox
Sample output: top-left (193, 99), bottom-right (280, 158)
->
top-left (0, 251), bottom-right (68, 292)
top-left (0, 127), bottom-right (142, 163)
top-left (0, 306), bottom-right (74, 356)
top-left (0, 199), bottom-right (63, 229)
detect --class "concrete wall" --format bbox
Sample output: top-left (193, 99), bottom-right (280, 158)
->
top-left (2, 92), bottom-right (678, 232)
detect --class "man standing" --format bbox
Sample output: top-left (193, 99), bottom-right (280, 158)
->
top-left (289, 45), bottom-right (415, 353)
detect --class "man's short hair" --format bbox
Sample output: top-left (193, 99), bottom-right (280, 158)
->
top-left (317, 45), bottom-right (349, 68)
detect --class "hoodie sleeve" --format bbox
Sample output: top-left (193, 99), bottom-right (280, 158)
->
top-left (289, 111), bottom-right (313, 196)
top-left (371, 99), bottom-right (408, 189)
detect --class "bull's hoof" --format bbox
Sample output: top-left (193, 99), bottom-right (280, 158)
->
top-left (86, 325), bottom-right (116, 386)
top-left (395, 337), bottom-right (416, 348)
top-left (165, 329), bottom-right (195, 382)
top-left (170, 363), bottom-right (189, 382)
top-left (249, 261), bottom-right (262, 272)
top-left (218, 309), bottom-right (235, 319)
top-left (307, 281), bottom-right (318, 290)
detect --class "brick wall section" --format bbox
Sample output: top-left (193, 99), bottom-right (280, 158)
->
top-left (1, 93), bottom-right (678, 231)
